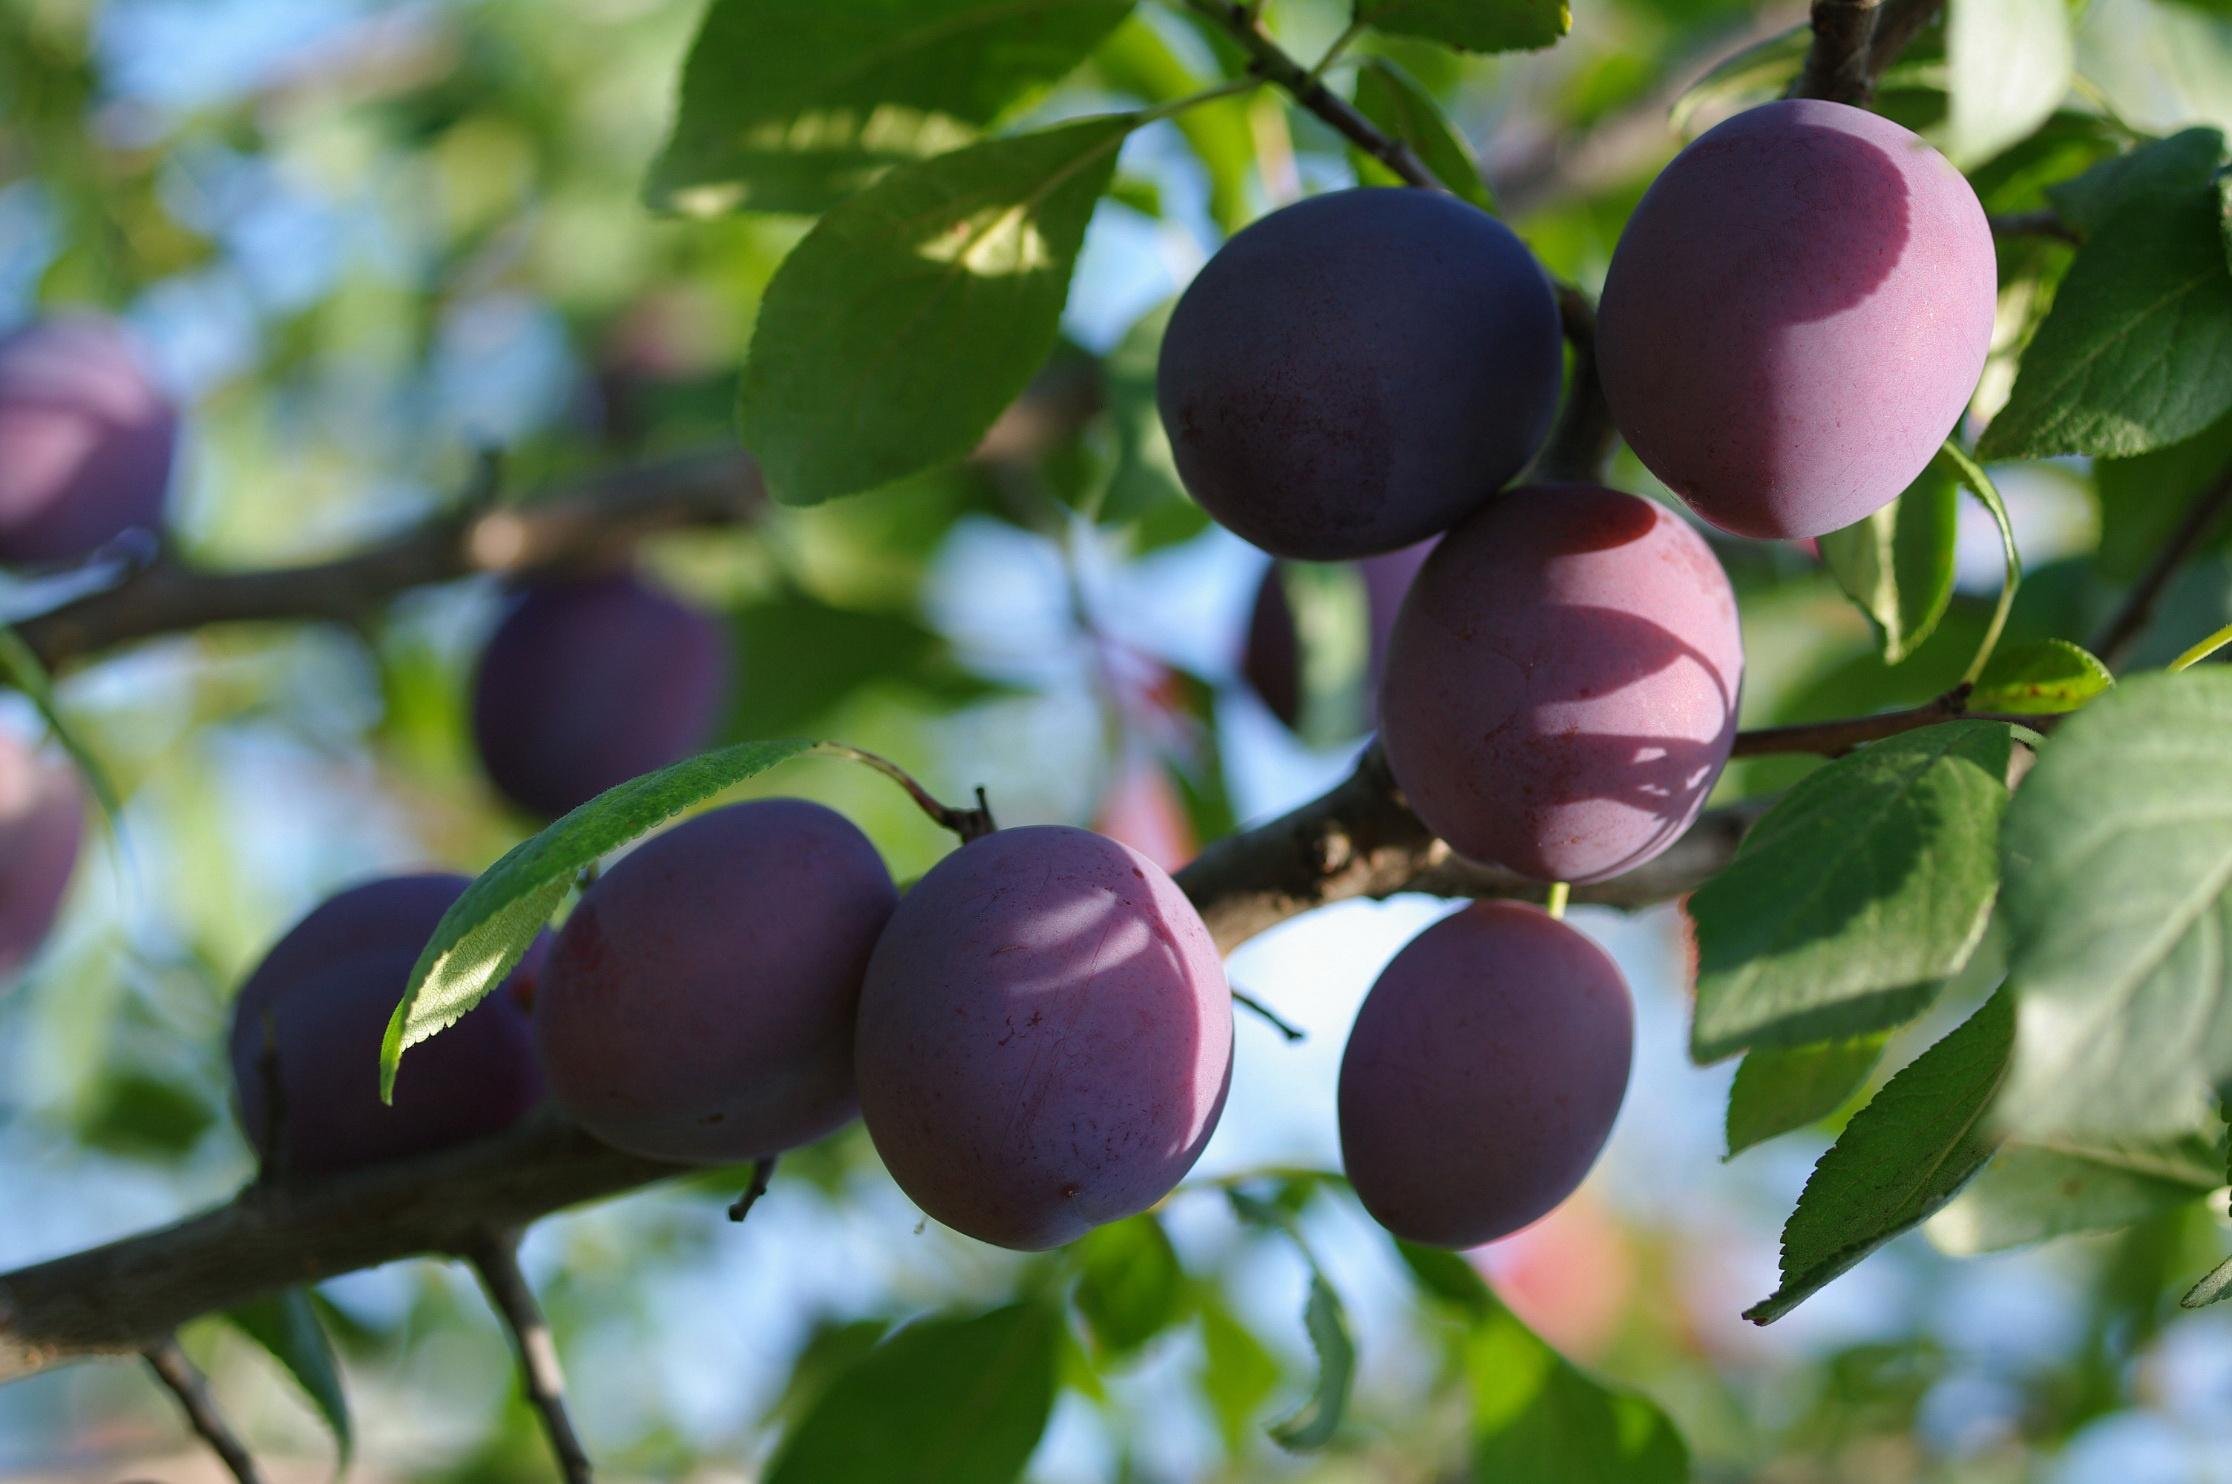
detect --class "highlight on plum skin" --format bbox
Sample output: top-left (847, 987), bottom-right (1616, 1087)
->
top-left (1242, 539), bottom-right (1435, 734)
top-left (0, 317), bottom-right (178, 566)
top-left (227, 874), bottom-right (548, 1177)
top-left (1596, 98), bottom-right (1997, 540)
top-left (470, 570), bottom-right (732, 819)
top-left (1377, 484), bottom-right (1744, 884)
top-left (1339, 901), bottom-right (1633, 1250)
top-left (533, 798), bottom-right (898, 1164)
top-left (0, 732), bottom-right (86, 985)
top-left (1157, 187), bottom-right (1563, 561)
top-left (853, 825), bottom-right (1233, 1252)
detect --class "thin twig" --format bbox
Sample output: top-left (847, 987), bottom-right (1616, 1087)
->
top-left (816, 743), bottom-right (997, 841)
top-left (1232, 988), bottom-right (1306, 1042)
top-left (466, 1229), bottom-right (594, 1484)
top-left (728, 1158), bottom-right (778, 1222)
top-left (144, 1337), bottom-right (266, 1484)
top-left (2090, 464), bottom-right (2232, 668)
top-left (1532, 285), bottom-right (1618, 484)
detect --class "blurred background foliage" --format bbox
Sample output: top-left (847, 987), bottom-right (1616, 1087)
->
top-left (4, 0), bottom-right (2232, 1479)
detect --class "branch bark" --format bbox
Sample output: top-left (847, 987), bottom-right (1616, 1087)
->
top-left (143, 1337), bottom-right (266, 1484)
top-left (467, 1229), bottom-right (594, 1484)
top-left (1791, 0), bottom-right (1883, 104)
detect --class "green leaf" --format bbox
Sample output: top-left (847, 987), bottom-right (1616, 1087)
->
top-left (1996, 670), bottom-right (2232, 1140)
top-left (647, 0), bottom-right (1133, 215)
top-left (1396, 1239), bottom-right (1495, 1319)
top-left (2184, 1255), bottom-right (2232, 1307)
top-left (727, 590), bottom-right (1000, 737)
top-left (1668, 26), bottom-right (1808, 137)
top-left (1071, 1214), bottom-right (1186, 1356)
top-left (739, 115), bottom-right (1133, 506)
top-left (1816, 463), bottom-right (1959, 665)
top-left (1725, 1034), bottom-right (1891, 1158)
top-left (1284, 562), bottom-right (1374, 749)
top-left (1979, 132), bottom-right (2232, 461)
top-left (1355, 0), bottom-right (1570, 53)
top-left (224, 1290), bottom-right (351, 1465)
top-left (1270, 1275), bottom-right (1354, 1452)
top-left (1227, 1188), bottom-right (1353, 1452)
top-left (1944, 0), bottom-right (2072, 168)
top-left (1350, 58), bottom-right (1495, 209)
top-left (1747, 991), bottom-right (2015, 1324)
top-left (1928, 1133), bottom-right (2221, 1254)
top-left (380, 738), bottom-right (820, 1098)
top-left (1196, 1295), bottom-right (1283, 1457)
top-left (1468, 1300), bottom-right (1688, 1483)
top-left (2096, 406), bottom-right (2232, 580)
top-left (2046, 128), bottom-right (2227, 236)
top-left (1969, 638), bottom-right (2113, 715)
top-left (0, 621), bottom-right (122, 828)
top-left (766, 1303), bottom-right (1060, 1484)
top-left (1689, 722), bottom-right (2013, 1062)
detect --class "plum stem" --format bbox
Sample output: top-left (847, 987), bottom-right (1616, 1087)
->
top-left (728, 1157), bottom-right (779, 1222)
top-left (1545, 881), bottom-right (1571, 920)
top-left (466, 1228), bottom-right (595, 1484)
top-left (1532, 286), bottom-right (1617, 484)
top-left (144, 1336), bottom-right (266, 1484)
top-left (816, 743), bottom-right (998, 842)
top-left (1232, 987), bottom-right (1307, 1042)
top-left (1789, 0), bottom-right (1883, 105)
top-left (2170, 624), bottom-right (2232, 673)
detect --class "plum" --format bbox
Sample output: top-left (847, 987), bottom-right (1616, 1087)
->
top-left (1242, 539), bottom-right (1435, 733)
top-left (1596, 99), bottom-right (1996, 539)
top-left (533, 799), bottom-right (898, 1163)
top-left (1339, 902), bottom-right (1632, 1248)
top-left (1378, 484), bottom-right (1742, 883)
top-left (471, 571), bottom-right (731, 818)
top-left (0, 734), bottom-right (84, 984)
top-left (1158, 188), bottom-right (1563, 560)
top-left (0, 318), bottom-right (177, 566)
top-left (854, 825), bottom-right (1231, 1250)
top-left (228, 874), bottom-right (547, 1176)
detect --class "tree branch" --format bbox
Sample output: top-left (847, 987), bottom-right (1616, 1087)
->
top-left (6, 368), bottom-right (1101, 679)
top-left (143, 1336), bottom-right (266, 1484)
top-left (1864, 0), bottom-right (1945, 83)
top-left (466, 1229), bottom-right (594, 1484)
top-left (1790, 0), bottom-right (1882, 104)
top-left (2090, 463), bottom-right (2232, 669)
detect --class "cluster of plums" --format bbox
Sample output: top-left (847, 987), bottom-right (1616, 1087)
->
top-left (1185, 98), bottom-right (1992, 1244)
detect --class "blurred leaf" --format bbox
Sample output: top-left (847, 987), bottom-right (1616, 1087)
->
top-left (1095, 297), bottom-right (1211, 549)
top-left (1997, 671), bottom-right (2232, 1140)
top-left (1468, 1299), bottom-right (1688, 1482)
top-left (768, 1316), bottom-right (893, 1426)
top-left (1979, 130), bottom-right (2232, 461)
top-left (1944, 0), bottom-right (2072, 168)
top-left (1929, 1132), bottom-right (2220, 1253)
top-left (1396, 1240), bottom-right (1495, 1318)
top-left (1356, 0), bottom-right (1571, 53)
top-left (1227, 1188), bottom-right (1353, 1451)
top-left (739, 116), bottom-right (1132, 506)
top-left (1817, 463), bottom-right (1959, 664)
top-left (1072, 1214), bottom-right (1187, 1355)
top-left (0, 620), bottom-right (122, 827)
top-left (224, 1290), bottom-right (352, 1466)
top-left (1093, 14), bottom-right (1254, 232)
top-left (766, 1303), bottom-right (1060, 1484)
top-left (1668, 25), bottom-right (1807, 137)
top-left (75, 1067), bottom-right (215, 1160)
top-left (1350, 58), bottom-right (1495, 208)
top-left (2096, 406), bottom-right (2232, 580)
top-left (1196, 1293), bottom-right (1283, 1457)
top-left (381, 739), bottom-right (819, 1097)
top-left (1689, 722), bottom-right (2012, 1061)
top-left (1270, 1275), bottom-right (1353, 1452)
top-left (1284, 563), bottom-right (1374, 749)
top-left (1748, 991), bottom-right (2015, 1324)
top-left (1726, 1034), bottom-right (1890, 1158)
top-left (727, 590), bottom-right (1001, 737)
top-left (1969, 638), bottom-right (2113, 714)
top-left (647, 0), bottom-right (1133, 215)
